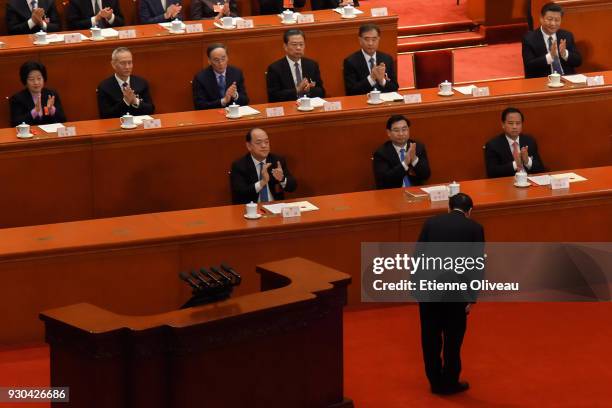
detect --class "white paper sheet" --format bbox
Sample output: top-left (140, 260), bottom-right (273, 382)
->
top-left (38, 123), bottom-right (65, 133)
top-left (380, 92), bottom-right (403, 102)
top-left (46, 33), bottom-right (89, 42)
top-left (263, 201), bottom-right (319, 214)
top-left (238, 106), bottom-right (260, 116)
top-left (133, 115), bottom-right (154, 125)
top-left (309, 97), bottom-right (327, 108)
top-left (159, 21), bottom-right (186, 30)
top-left (453, 85), bottom-right (477, 95)
top-left (562, 74), bottom-right (588, 84)
top-left (528, 173), bottom-right (587, 186)
top-left (420, 185), bottom-right (449, 194)
top-left (101, 28), bottom-right (119, 37)
top-left (333, 7), bottom-right (364, 15)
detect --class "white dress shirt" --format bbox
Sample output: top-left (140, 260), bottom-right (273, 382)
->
top-left (506, 135), bottom-right (533, 170)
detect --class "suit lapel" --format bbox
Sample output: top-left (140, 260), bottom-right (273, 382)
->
top-left (204, 68), bottom-right (220, 98)
top-left (283, 59), bottom-right (296, 87)
top-left (385, 142), bottom-right (402, 166)
top-left (14, 0), bottom-right (32, 19)
top-left (357, 52), bottom-right (371, 78)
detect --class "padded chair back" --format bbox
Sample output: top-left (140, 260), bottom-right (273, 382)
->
top-left (413, 49), bottom-right (453, 89)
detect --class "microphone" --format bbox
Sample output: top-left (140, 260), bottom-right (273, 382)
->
top-left (221, 263), bottom-right (241, 279)
top-left (179, 271), bottom-right (202, 290)
top-left (201, 268), bottom-right (223, 285)
top-left (210, 266), bottom-right (231, 282)
top-left (190, 270), bottom-right (212, 288)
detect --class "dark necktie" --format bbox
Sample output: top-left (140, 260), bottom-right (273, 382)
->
top-left (294, 62), bottom-right (302, 85)
top-left (547, 36), bottom-right (564, 75)
top-left (218, 74), bottom-right (226, 99)
top-left (258, 162), bottom-right (269, 202)
top-left (399, 148), bottom-right (411, 187)
top-left (94, 0), bottom-right (100, 15)
top-left (31, 0), bottom-right (37, 11)
top-left (369, 57), bottom-right (375, 72)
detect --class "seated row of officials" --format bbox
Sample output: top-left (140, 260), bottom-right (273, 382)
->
top-left (229, 108), bottom-right (546, 204)
top-left (5, 0), bottom-right (357, 34)
top-left (9, 24), bottom-right (397, 124)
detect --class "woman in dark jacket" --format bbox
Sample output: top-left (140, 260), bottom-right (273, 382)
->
top-left (10, 61), bottom-right (66, 127)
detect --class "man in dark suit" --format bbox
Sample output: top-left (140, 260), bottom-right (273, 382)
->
top-left (139, 0), bottom-right (181, 24)
top-left (65, 0), bottom-right (124, 30)
top-left (373, 114), bottom-right (431, 189)
top-left (5, 0), bottom-right (61, 34)
top-left (416, 193), bottom-right (485, 395)
top-left (266, 29), bottom-right (325, 102)
top-left (192, 43), bottom-right (249, 110)
top-left (97, 47), bottom-right (155, 119)
top-left (230, 128), bottom-right (297, 204)
top-left (344, 23), bottom-right (398, 96)
top-left (484, 107), bottom-right (546, 178)
top-left (522, 2), bottom-right (581, 78)
top-left (191, 0), bottom-right (237, 19)
top-left (258, 0), bottom-right (305, 15)
top-left (311, 0), bottom-right (358, 9)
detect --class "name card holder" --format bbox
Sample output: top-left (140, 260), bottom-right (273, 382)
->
top-left (403, 94), bottom-right (422, 104)
top-left (186, 24), bottom-right (203, 33)
top-left (297, 14), bottom-right (314, 23)
top-left (64, 33), bottom-right (82, 43)
top-left (323, 101), bottom-right (342, 111)
top-left (428, 187), bottom-right (449, 202)
top-left (266, 107), bottom-right (285, 117)
top-left (371, 7), bottom-right (388, 17)
top-left (236, 19), bottom-right (254, 29)
top-left (118, 29), bottom-right (136, 39)
top-left (57, 126), bottom-right (77, 137)
top-left (471, 86), bottom-right (490, 97)
top-left (281, 205), bottom-right (300, 218)
top-left (587, 76), bottom-right (605, 86)
top-left (550, 176), bottom-right (569, 190)
top-left (143, 118), bottom-right (162, 129)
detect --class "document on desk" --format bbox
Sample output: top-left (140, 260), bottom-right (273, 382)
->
top-left (528, 173), bottom-right (587, 185)
top-left (38, 123), bottom-right (65, 133)
top-left (453, 85), bottom-right (477, 95)
top-left (262, 201), bottom-right (319, 214)
top-left (562, 74), bottom-right (588, 84)
top-left (159, 21), bottom-right (186, 30)
top-left (309, 97), bottom-right (328, 108)
top-left (380, 92), bottom-right (404, 102)
top-left (238, 106), bottom-right (261, 116)
top-left (333, 7), bottom-right (364, 15)
top-left (420, 185), bottom-right (449, 194)
top-left (101, 28), bottom-right (119, 37)
top-left (133, 115), bottom-right (154, 125)
top-left (46, 33), bottom-right (89, 42)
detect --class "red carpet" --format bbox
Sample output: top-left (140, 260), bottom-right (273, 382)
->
top-left (344, 302), bottom-right (612, 407)
top-left (364, 0), bottom-right (469, 28)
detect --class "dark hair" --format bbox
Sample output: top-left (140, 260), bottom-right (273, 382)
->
top-left (386, 115), bottom-right (411, 130)
top-left (207, 43), bottom-right (227, 58)
top-left (541, 2), bottom-right (563, 16)
top-left (359, 23), bottom-right (380, 36)
top-left (246, 128), bottom-right (264, 142)
top-left (19, 61), bottom-right (47, 85)
top-left (501, 107), bottom-right (524, 122)
top-left (449, 193), bottom-right (473, 213)
top-left (283, 29), bottom-right (305, 44)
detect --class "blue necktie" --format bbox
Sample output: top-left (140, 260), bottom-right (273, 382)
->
top-left (259, 162), bottom-right (269, 202)
top-left (399, 148), bottom-right (411, 187)
top-left (369, 57), bottom-right (375, 73)
top-left (218, 74), bottom-right (226, 99)
top-left (548, 36), bottom-right (564, 75)
top-left (31, 0), bottom-right (37, 10)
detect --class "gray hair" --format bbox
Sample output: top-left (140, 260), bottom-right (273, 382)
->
top-left (111, 47), bottom-right (131, 61)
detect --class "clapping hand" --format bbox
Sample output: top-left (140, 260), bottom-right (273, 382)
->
top-left (271, 161), bottom-right (284, 182)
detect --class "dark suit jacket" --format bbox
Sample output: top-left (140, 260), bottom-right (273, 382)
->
top-left (230, 153), bottom-right (297, 204)
top-left (266, 57), bottom-right (325, 102)
top-left (97, 75), bottom-right (155, 119)
top-left (484, 133), bottom-right (546, 178)
top-left (258, 0), bottom-right (305, 15)
top-left (191, 0), bottom-right (237, 19)
top-left (311, 0), bottom-right (359, 10)
top-left (192, 65), bottom-right (249, 110)
top-left (373, 140), bottom-right (431, 189)
top-left (419, 210), bottom-right (484, 243)
top-left (6, 0), bottom-right (61, 34)
top-left (65, 0), bottom-right (124, 29)
top-left (9, 88), bottom-right (66, 126)
top-left (522, 28), bottom-right (582, 78)
top-left (343, 50), bottom-right (398, 96)
top-left (139, 0), bottom-right (182, 24)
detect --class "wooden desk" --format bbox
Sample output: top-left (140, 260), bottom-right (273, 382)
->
top-left (0, 6), bottom-right (398, 128)
top-left (1, 165), bottom-right (611, 345)
top-left (40, 257), bottom-right (353, 408)
top-left (0, 72), bottom-right (610, 228)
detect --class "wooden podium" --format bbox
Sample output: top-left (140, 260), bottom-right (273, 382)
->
top-left (40, 258), bottom-right (353, 408)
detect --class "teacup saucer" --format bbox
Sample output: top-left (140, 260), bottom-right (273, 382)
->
top-left (437, 91), bottom-right (454, 96)
top-left (297, 106), bottom-right (314, 112)
top-left (213, 22), bottom-right (235, 30)
top-left (33, 40), bottom-right (49, 45)
top-left (514, 182), bottom-right (531, 188)
top-left (16, 133), bottom-right (34, 139)
top-left (281, 19), bottom-right (297, 24)
top-left (169, 29), bottom-right (185, 34)
top-left (244, 213), bottom-right (262, 220)
top-left (120, 123), bottom-right (137, 129)
top-left (341, 14), bottom-right (357, 19)
top-left (226, 113), bottom-right (242, 119)
top-left (547, 82), bottom-right (564, 88)
top-left (367, 99), bottom-right (384, 105)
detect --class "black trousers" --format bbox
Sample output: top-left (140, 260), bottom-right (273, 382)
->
top-left (418, 302), bottom-right (467, 388)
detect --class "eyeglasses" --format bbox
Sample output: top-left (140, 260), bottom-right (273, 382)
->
top-left (390, 127), bottom-right (409, 133)
top-left (210, 56), bottom-right (227, 64)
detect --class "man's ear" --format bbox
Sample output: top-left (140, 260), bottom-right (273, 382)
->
top-left (466, 208), bottom-right (472, 218)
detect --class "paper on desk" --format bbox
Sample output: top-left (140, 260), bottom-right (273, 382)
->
top-left (310, 97), bottom-right (327, 108)
top-left (420, 185), bottom-right (449, 194)
top-left (238, 106), bottom-right (261, 116)
top-left (262, 201), bottom-right (319, 214)
top-left (101, 28), bottom-right (119, 37)
top-left (453, 85), bottom-right (477, 95)
top-left (46, 33), bottom-right (89, 42)
top-left (159, 21), bottom-right (186, 30)
top-left (38, 123), bottom-right (65, 133)
top-left (562, 74), bottom-right (587, 84)
top-left (380, 92), bottom-right (403, 102)
top-left (133, 115), bottom-right (154, 125)
top-left (333, 7), bottom-right (364, 15)
top-left (528, 173), bottom-right (587, 186)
